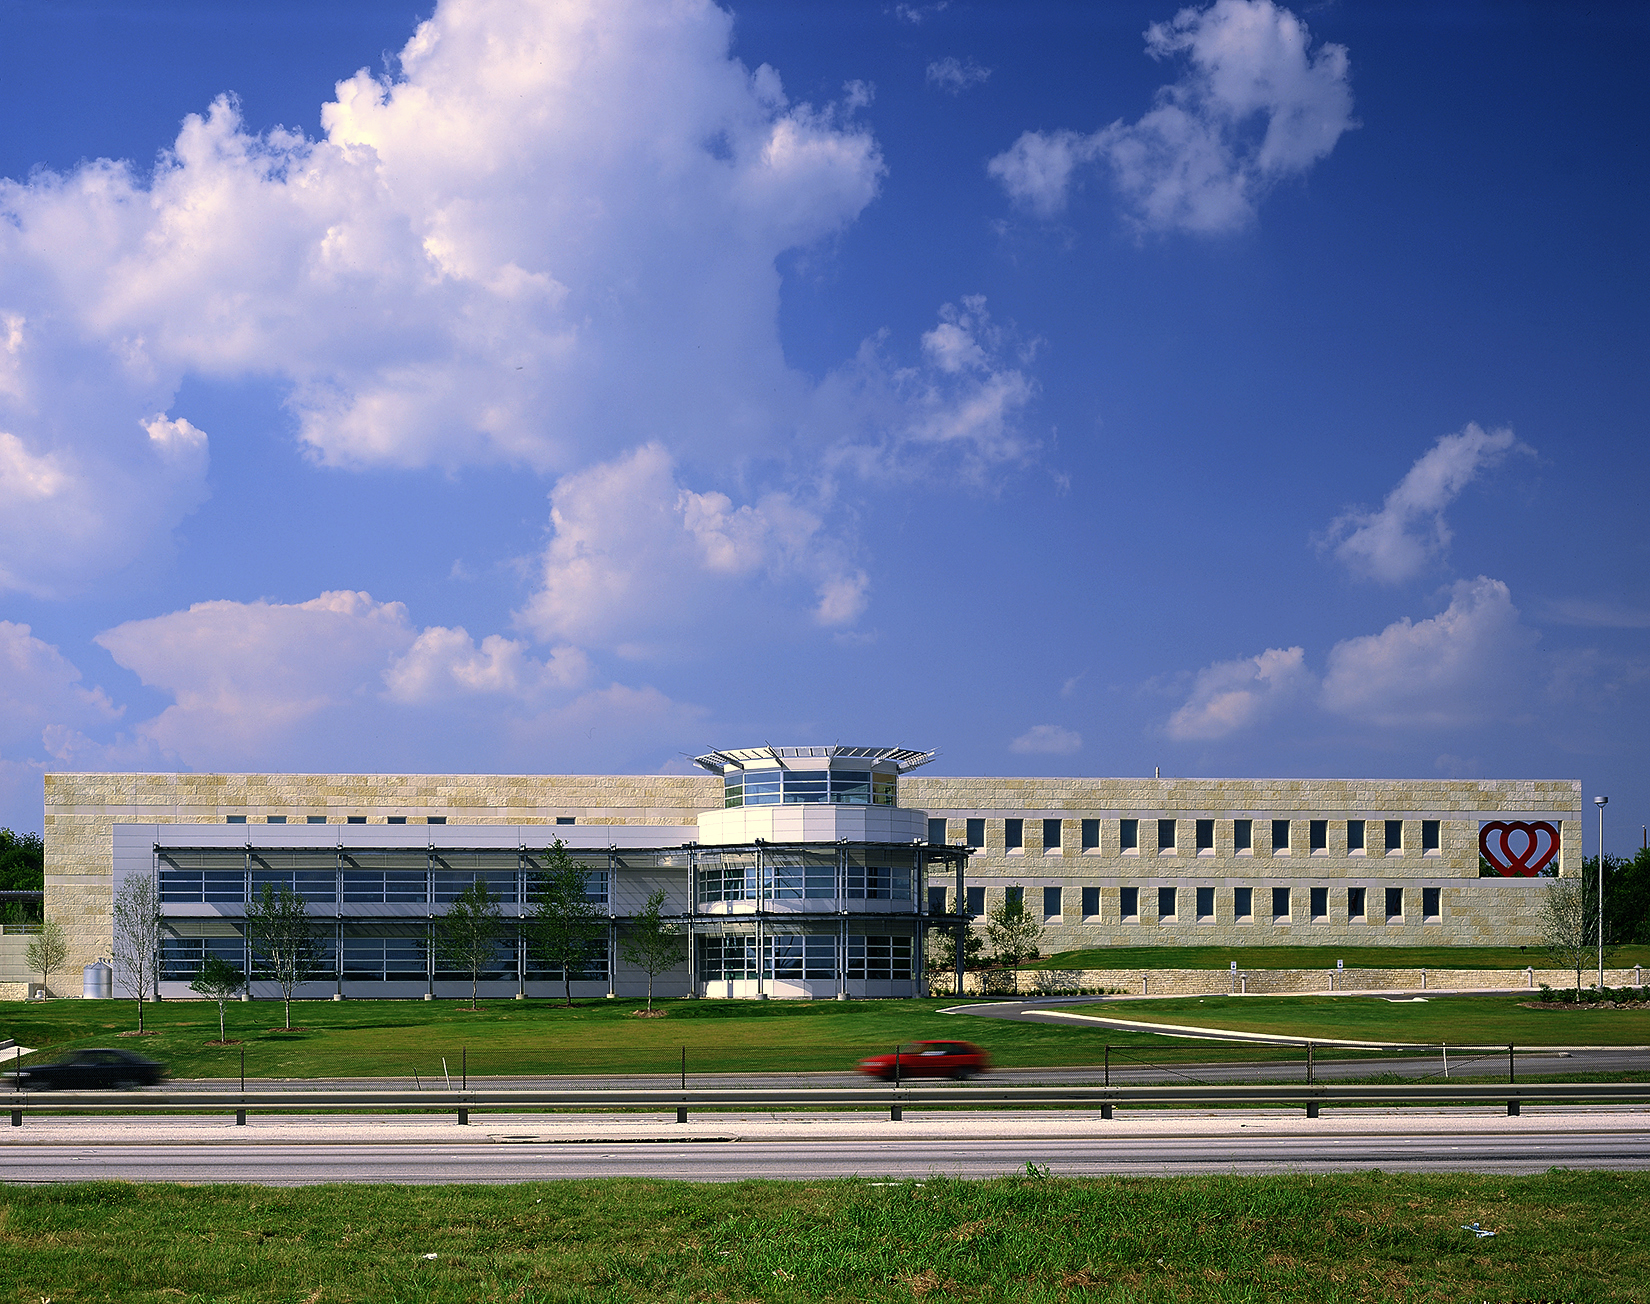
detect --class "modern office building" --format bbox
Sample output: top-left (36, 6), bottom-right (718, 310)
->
top-left (26, 751), bottom-right (1579, 1000)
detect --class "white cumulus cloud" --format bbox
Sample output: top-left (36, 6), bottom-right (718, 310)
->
top-left (926, 57), bottom-right (991, 94)
top-left (516, 443), bottom-right (868, 656)
top-left (1165, 645), bottom-right (1312, 740)
top-left (0, 621), bottom-right (122, 749)
top-left (1319, 576), bottom-right (1539, 728)
top-left (0, 0), bottom-right (888, 594)
top-left (1321, 424), bottom-right (1528, 584)
top-left (1009, 724), bottom-right (1083, 755)
top-left (988, 0), bottom-right (1354, 231)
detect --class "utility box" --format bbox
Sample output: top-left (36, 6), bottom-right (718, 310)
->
top-left (82, 961), bottom-right (112, 999)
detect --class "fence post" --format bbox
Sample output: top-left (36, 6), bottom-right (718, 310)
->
top-left (462, 1046), bottom-right (467, 1091)
top-left (1104, 1045), bottom-right (1109, 1088)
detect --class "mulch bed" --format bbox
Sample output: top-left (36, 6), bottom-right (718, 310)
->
top-left (264, 1027), bottom-right (312, 1033)
top-left (204, 1039), bottom-right (244, 1047)
top-left (115, 1030), bottom-right (159, 1037)
top-left (1519, 1001), bottom-right (1650, 1010)
top-left (631, 1009), bottom-right (668, 1018)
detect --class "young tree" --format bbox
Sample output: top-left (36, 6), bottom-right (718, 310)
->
top-left (618, 889), bottom-right (685, 1011)
top-left (24, 917), bottom-right (67, 997)
top-left (244, 883), bottom-right (324, 1030)
top-left (1541, 875), bottom-right (1600, 999)
top-left (985, 894), bottom-right (1044, 996)
top-left (437, 877), bottom-right (505, 1011)
top-left (111, 874), bottom-right (163, 1031)
top-left (528, 840), bottom-right (606, 1006)
top-left (190, 952), bottom-right (245, 1042)
top-left (925, 924), bottom-right (984, 994)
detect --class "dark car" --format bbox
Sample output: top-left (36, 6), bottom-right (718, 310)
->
top-left (6, 1047), bottom-right (165, 1091)
top-left (857, 1040), bottom-right (989, 1081)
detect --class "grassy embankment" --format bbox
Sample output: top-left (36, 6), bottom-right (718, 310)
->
top-left (2, 996), bottom-right (1270, 1079)
top-left (1053, 992), bottom-right (1650, 1048)
top-left (1035, 943), bottom-right (1650, 970)
top-left (3, 1171), bottom-right (1647, 1302)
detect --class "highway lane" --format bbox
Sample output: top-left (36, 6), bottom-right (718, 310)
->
top-left (159, 1044), bottom-right (1644, 1094)
top-left (7, 1125), bottom-right (1650, 1183)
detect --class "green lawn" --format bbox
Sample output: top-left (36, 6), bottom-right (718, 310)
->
top-left (2, 1171), bottom-right (1646, 1302)
top-left (1034, 943), bottom-right (1650, 971)
top-left (1053, 992), bottom-right (1650, 1047)
top-left (4, 996), bottom-right (1305, 1079)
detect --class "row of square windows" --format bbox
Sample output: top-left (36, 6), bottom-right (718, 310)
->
top-left (952, 884), bottom-right (1440, 923)
top-left (222, 816), bottom-right (579, 825)
top-left (931, 818), bottom-right (1443, 855)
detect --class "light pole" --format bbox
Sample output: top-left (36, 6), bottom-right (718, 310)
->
top-left (1595, 795), bottom-right (1608, 988)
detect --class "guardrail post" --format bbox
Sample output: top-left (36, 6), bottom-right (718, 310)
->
top-left (1100, 1104), bottom-right (1112, 1119)
top-left (1306, 1102), bottom-right (1319, 1118)
top-left (9, 1108), bottom-right (19, 1127)
top-left (457, 1108), bottom-right (469, 1125)
top-left (890, 1105), bottom-right (902, 1121)
top-left (235, 1109), bottom-right (246, 1126)
top-left (1506, 1100), bottom-right (1520, 1116)
top-left (677, 1106), bottom-right (688, 1124)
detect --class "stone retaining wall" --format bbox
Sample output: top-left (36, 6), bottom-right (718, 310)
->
top-left (930, 965), bottom-right (1649, 998)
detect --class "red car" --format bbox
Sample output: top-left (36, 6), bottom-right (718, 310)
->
top-left (857, 1040), bottom-right (989, 1081)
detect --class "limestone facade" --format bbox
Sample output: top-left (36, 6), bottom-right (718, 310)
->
top-left (41, 770), bottom-right (1580, 991)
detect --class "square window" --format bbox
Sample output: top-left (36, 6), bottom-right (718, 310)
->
top-left (1043, 886), bottom-right (1062, 917)
top-left (1081, 886), bottom-right (1101, 917)
top-left (1272, 819), bottom-right (1290, 854)
top-left (1158, 818), bottom-right (1177, 851)
top-left (1348, 886), bottom-right (1366, 920)
top-left (387, 816), bottom-right (407, 825)
top-left (928, 818), bottom-right (948, 845)
top-left (1119, 886), bottom-right (1139, 920)
top-left (1196, 819), bottom-right (1214, 852)
top-left (966, 819), bottom-right (986, 848)
top-left (346, 815), bottom-right (367, 824)
top-left (928, 885), bottom-right (948, 913)
top-left (1385, 887), bottom-right (1404, 920)
top-left (1043, 818), bottom-right (1062, 851)
top-left (1347, 820), bottom-right (1365, 853)
top-left (1310, 886), bottom-right (1328, 920)
top-left (1120, 819), bottom-right (1139, 852)
top-left (226, 815), bottom-right (246, 824)
top-left (1006, 885), bottom-right (1024, 909)
top-left (1234, 819), bottom-right (1253, 853)
top-left (556, 816), bottom-right (576, 825)
top-left (1272, 887), bottom-right (1290, 920)
top-left (1081, 819), bottom-right (1100, 851)
top-left (306, 815), bottom-right (326, 824)
top-left (1422, 820), bottom-right (1440, 853)
top-left (267, 815), bottom-right (287, 824)
top-left (1309, 820), bottom-right (1327, 852)
top-left (1385, 820), bottom-right (1404, 855)
top-left (1158, 886), bottom-right (1176, 920)
top-left (1005, 819), bottom-right (1024, 851)
top-left (1422, 886), bottom-right (1440, 920)
top-left (966, 886), bottom-right (985, 915)
top-left (1196, 886), bottom-right (1214, 920)
top-left (1233, 886), bottom-right (1253, 921)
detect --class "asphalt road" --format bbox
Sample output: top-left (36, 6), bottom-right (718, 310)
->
top-left (159, 1043), bottom-right (1644, 1094)
top-left (7, 1124), bottom-right (1649, 1183)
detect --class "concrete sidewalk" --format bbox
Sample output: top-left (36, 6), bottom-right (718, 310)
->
top-left (3, 1105), bottom-right (1645, 1148)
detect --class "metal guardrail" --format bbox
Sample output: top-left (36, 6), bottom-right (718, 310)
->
top-left (7, 1082), bottom-right (1649, 1125)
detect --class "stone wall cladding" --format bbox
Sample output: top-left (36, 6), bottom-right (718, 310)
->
top-left (44, 771), bottom-right (720, 978)
top-left (933, 966), bottom-right (1646, 998)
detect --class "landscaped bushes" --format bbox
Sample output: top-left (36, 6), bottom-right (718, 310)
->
top-left (1535, 983), bottom-right (1650, 1006)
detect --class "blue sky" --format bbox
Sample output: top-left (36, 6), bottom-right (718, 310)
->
top-left (0, 0), bottom-right (1644, 854)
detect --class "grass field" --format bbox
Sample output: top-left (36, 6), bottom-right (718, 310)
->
top-left (1035, 943), bottom-right (1650, 971)
top-left (1055, 992), bottom-right (1650, 1047)
top-left (4, 996), bottom-right (1293, 1079)
top-left (2, 1171), bottom-right (1645, 1302)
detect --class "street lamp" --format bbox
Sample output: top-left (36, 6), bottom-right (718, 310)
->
top-left (1595, 795), bottom-right (1608, 988)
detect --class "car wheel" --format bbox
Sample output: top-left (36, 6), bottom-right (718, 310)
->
top-left (951, 1068), bottom-right (973, 1081)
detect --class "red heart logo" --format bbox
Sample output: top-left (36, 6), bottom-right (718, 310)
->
top-left (1479, 821), bottom-right (1560, 877)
